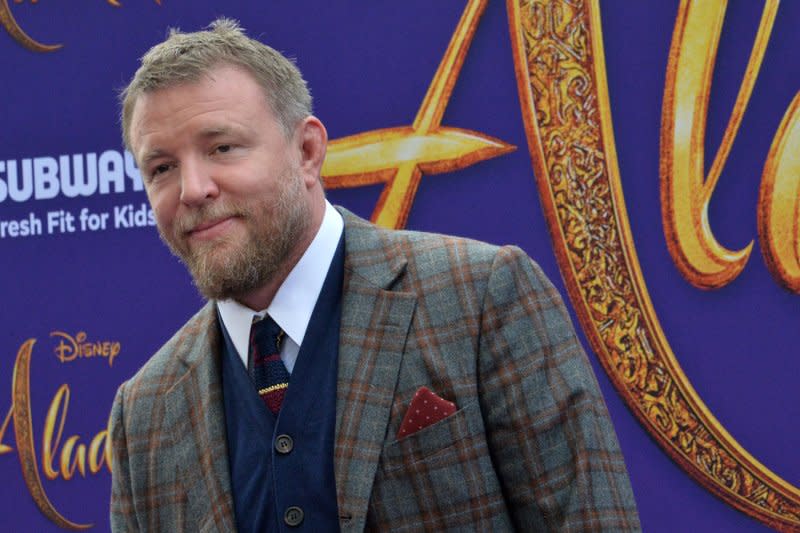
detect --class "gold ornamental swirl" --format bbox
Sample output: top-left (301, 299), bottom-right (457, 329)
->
top-left (1, 0), bottom-right (162, 53)
top-left (0, 0), bottom-right (61, 52)
top-left (507, 0), bottom-right (800, 531)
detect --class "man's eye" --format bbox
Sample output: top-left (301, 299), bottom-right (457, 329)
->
top-left (150, 164), bottom-right (172, 178)
top-left (215, 145), bottom-right (232, 154)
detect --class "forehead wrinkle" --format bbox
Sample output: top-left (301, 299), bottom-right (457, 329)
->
top-left (131, 66), bottom-right (273, 162)
top-left (133, 90), bottom-right (244, 136)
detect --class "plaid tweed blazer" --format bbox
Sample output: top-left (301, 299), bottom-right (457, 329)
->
top-left (110, 208), bottom-right (640, 532)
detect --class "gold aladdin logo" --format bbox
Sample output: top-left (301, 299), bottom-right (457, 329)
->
top-left (506, 0), bottom-right (800, 530)
top-left (51, 331), bottom-right (120, 367)
top-left (0, 0), bottom-right (161, 52)
top-left (0, 339), bottom-right (110, 530)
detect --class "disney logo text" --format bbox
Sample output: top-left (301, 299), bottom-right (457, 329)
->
top-left (51, 331), bottom-right (120, 367)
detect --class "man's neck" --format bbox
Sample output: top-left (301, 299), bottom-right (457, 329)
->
top-left (236, 194), bottom-right (327, 311)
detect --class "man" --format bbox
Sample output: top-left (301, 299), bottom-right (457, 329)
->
top-left (110, 18), bottom-right (640, 532)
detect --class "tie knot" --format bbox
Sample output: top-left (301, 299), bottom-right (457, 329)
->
top-left (250, 315), bottom-right (283, 356)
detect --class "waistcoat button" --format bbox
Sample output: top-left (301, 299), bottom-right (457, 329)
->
top-left (275, 434), bottom-right (294, 454)
top-left (284, 506), bottom-right (304, 526)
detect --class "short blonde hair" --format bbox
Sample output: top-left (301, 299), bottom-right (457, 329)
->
top-left (120, 18), bottom-right (312, 150)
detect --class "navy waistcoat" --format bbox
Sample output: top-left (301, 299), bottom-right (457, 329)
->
top-left (220, 236), bottom-right (344, 533)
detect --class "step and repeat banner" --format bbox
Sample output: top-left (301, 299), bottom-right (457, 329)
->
top-left (1, 1), bottom-right (797, 531)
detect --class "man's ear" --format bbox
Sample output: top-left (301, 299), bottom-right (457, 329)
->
top-left (297, 116), bottom-right (328, 188)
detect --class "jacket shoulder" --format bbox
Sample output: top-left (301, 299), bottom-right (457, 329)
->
top-left (118, 302), bottom-right (218, 407)
top-left (341, 207), bottom-right (525, 283)
top-left (378, 224), bottom-right (543, 292)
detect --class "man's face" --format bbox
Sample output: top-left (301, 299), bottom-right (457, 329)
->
top-left (128, 64), bottom-right (312, 302)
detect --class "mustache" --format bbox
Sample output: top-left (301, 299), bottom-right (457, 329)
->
top-left (175, 203), bottom-right (246, 235)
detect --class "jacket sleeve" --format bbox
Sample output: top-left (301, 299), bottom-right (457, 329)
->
top-left (476, 245), bottom-right (641, 531)
top-left (109, 382), bottom-right (140, 532)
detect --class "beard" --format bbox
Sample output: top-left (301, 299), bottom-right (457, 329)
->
top-left (158, 173), bottom-right (310, 302)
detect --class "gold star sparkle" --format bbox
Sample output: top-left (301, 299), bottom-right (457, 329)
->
top-left (321, 0), bottom-right (515, 229)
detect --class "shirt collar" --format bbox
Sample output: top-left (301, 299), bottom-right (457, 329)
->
top-left (216, 200), bottom-right (344, 366)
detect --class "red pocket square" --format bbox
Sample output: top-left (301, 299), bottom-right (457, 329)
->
top-left (397, 386), bottom-right (457, 439)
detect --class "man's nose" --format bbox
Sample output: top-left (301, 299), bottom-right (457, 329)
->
top-left (180, 159), bottom-right (219, 205)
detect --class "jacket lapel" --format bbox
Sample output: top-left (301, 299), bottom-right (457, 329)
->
top-left (163, 302), bottom-right (236, 532)
top-left (156, 210), bottom-right (417, 531)
top-left (335, 209), bottom-right (417, 531)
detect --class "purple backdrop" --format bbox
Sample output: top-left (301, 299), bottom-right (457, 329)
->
top-left (0, 1), bottom-right (795, 531)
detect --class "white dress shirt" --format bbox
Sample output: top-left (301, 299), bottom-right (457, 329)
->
top-left (217, 200), bottom-right (344, 374)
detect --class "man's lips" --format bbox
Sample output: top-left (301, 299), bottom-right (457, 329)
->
top-left (185, 216), bottom-right (238, 240)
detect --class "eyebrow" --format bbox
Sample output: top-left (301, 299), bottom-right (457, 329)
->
top-left (138, 124), bottom-right (249, 168)
top-left (140, 149), bottom-right (167, 169)
top-left (198, 126), bottom-right (235, 139)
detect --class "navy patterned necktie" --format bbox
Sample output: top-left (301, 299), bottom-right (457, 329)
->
top-left (248, 315), bottom-right (290, 415)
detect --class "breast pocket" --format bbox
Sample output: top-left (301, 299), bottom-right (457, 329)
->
top-left (368, 401), bottom-right (510, 530)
